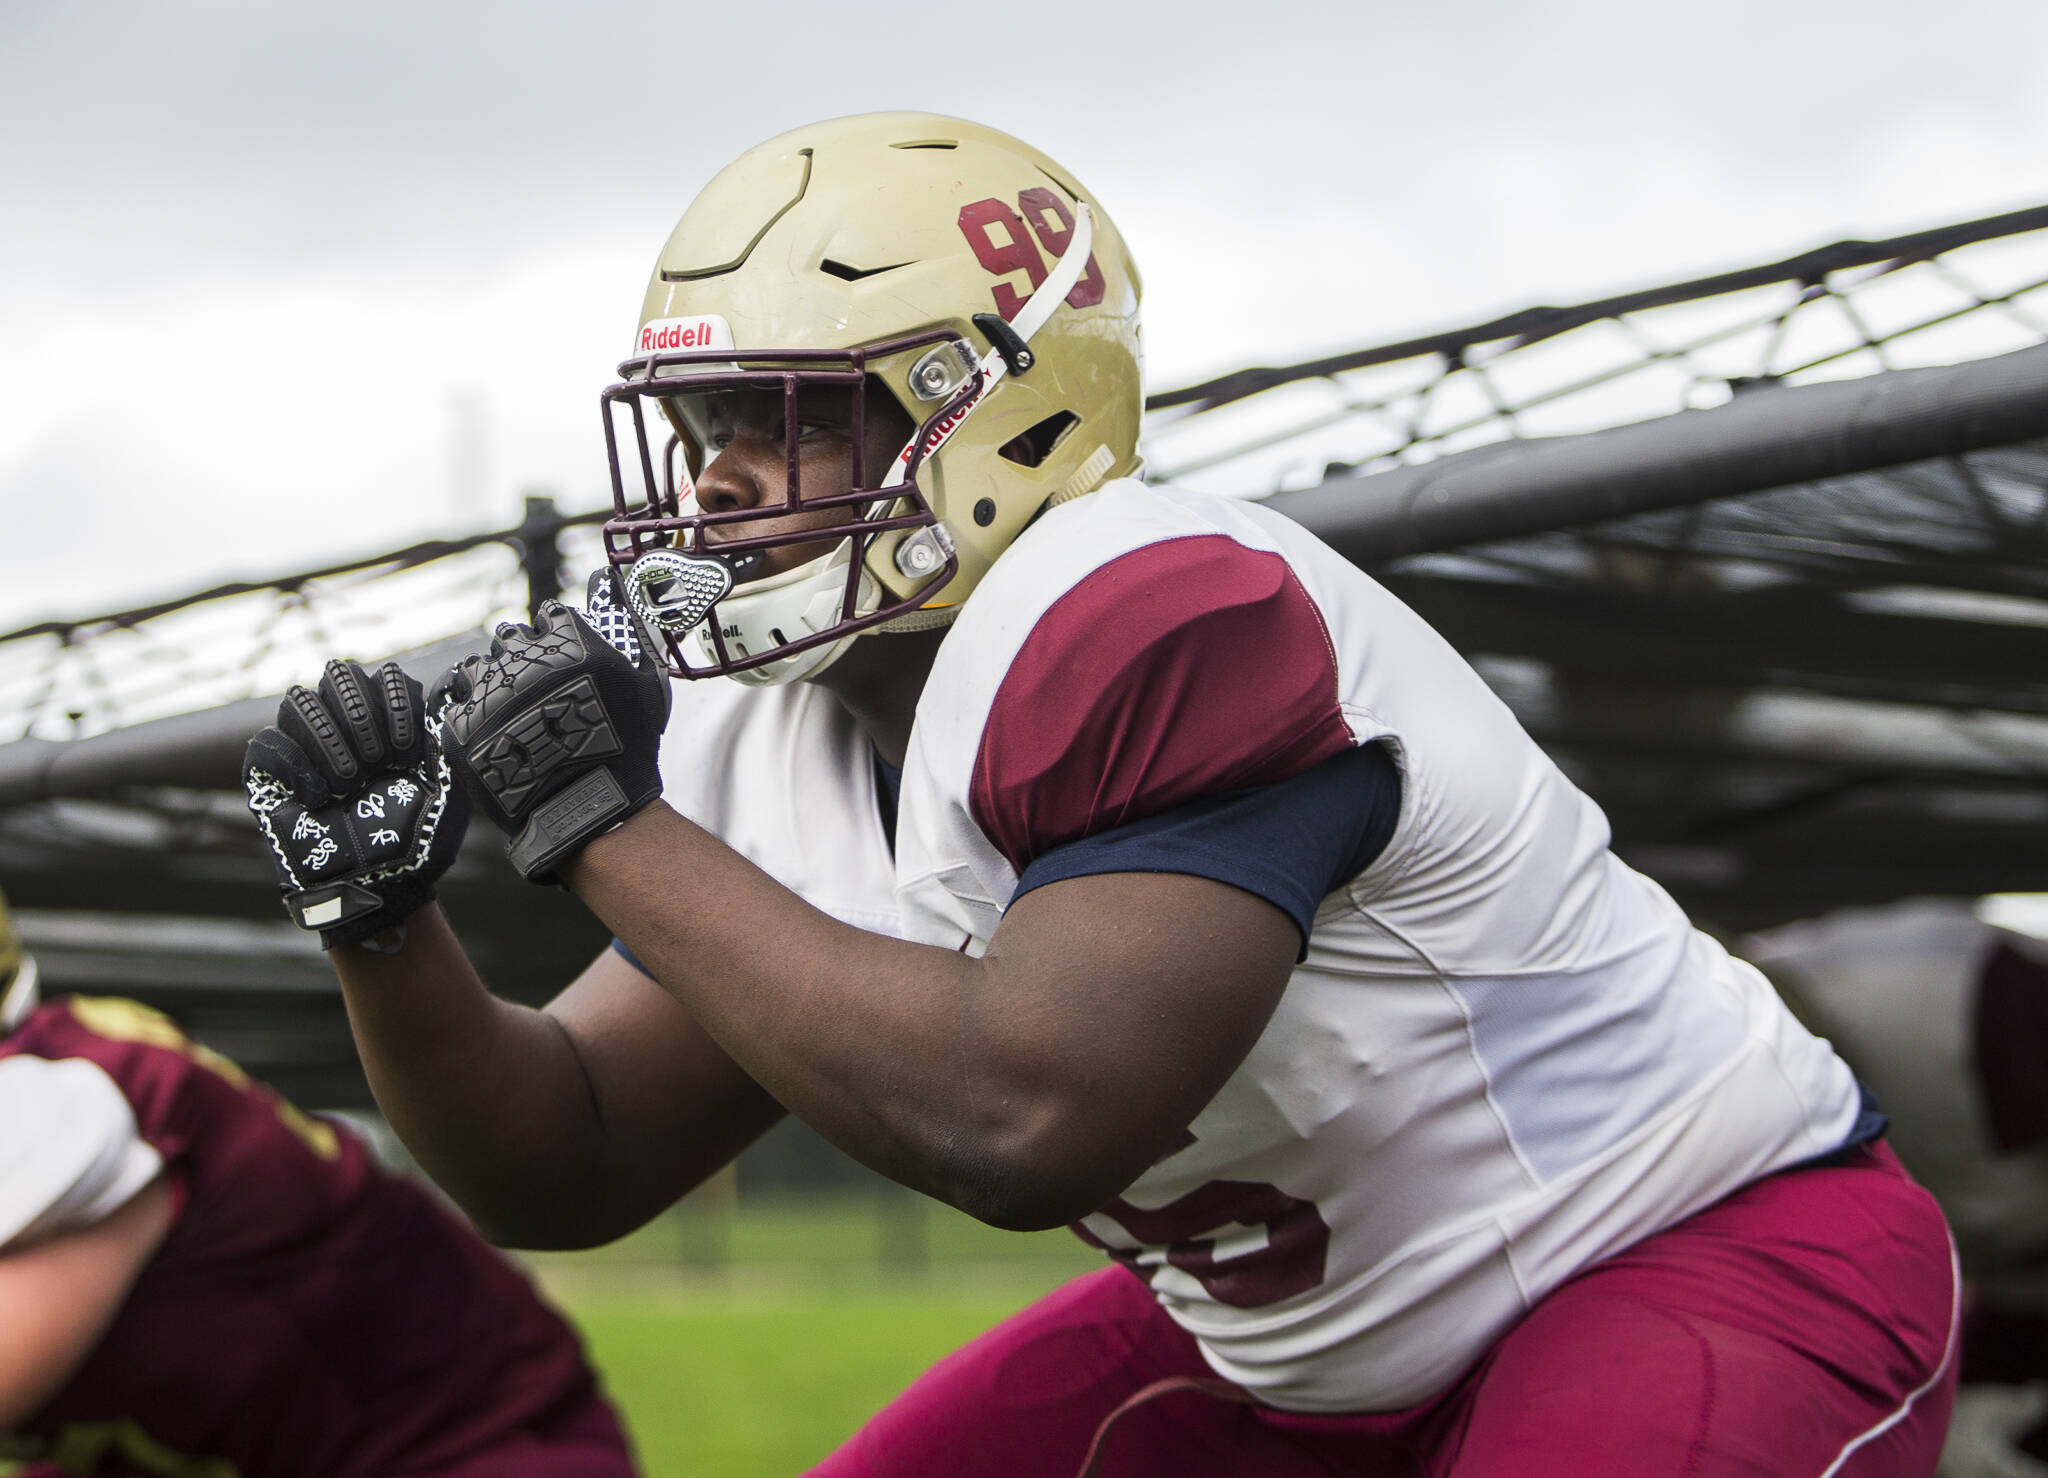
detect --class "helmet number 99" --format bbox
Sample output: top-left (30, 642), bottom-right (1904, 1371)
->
top-left (958, 191), bottom-right (1107, 321)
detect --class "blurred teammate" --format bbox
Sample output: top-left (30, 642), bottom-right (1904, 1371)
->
top-left (1749, 899), bottom-right (2048, 1478)
top-left (247, 113), bottom-right (1957, 1475)
top-left (0, 888), bottom-right (637, 1477)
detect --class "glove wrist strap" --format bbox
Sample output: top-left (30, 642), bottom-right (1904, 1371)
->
top-left (505, 769), bottom-right (652, 884)
top-left (286, 881), bottom-right (434, 950)
top-left (286, 881), bottom-right (387, 935)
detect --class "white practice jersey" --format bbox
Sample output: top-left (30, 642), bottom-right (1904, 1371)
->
top-left (656, 479), bottom-right (1864, 1412)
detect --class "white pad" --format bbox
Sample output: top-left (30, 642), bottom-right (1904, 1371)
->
top-left (0, 1053), bottom-right (164, 1251)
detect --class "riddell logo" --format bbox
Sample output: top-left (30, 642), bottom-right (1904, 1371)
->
top-left (638, 316), bottom-right (731, 354)
top-left (920, 386), bottom-right (983, 453)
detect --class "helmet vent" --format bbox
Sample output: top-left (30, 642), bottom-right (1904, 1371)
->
top-left (999, 411), bottom-right (1080, 469)
top-left (820, 258), bottom-right (914, 282)
top-left (891, 139), bottom-right (958, 150)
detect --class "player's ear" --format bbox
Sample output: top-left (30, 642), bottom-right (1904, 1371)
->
top-left (275, 684), bottom-right (360, 795)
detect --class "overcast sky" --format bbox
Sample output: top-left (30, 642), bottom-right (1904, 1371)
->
top-left (5, 0), bottom-right (2047, 631)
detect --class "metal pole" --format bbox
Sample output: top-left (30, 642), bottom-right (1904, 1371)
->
top-left (515, 494), bottom-right (566, 624)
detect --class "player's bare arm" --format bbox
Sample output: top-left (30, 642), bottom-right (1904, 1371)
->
top-left (0, 1174), bottom-right (173, 1428)
top-left (245, 657), bottom-right (779, 1248)
top-left (331, 913), bottom-right (782, 1247)
top-left (566, 806), bottom-right (1298, 1230)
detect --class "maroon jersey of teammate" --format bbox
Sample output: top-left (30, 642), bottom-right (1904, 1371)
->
top-left (0, 995), bottom-right (636, 1478)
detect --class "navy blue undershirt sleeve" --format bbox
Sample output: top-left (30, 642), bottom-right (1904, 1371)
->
top-left (1009, 741), bottom-right (1402, 959)
top-left (1793, 1081), bottom-right (1890, 1169)
top-left (610, 936), bottom-right (652, 977)
top-left (649, 741), bottom-right (1397, 974)
top-left (872, 748), bottom-right (902, 856)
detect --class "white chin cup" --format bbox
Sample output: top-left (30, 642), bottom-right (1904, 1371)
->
top-left (688, 541), bottom-right (876, 686)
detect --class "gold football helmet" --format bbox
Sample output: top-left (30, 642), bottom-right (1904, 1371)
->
top-left (601, 111), bottom-right (1144, 684)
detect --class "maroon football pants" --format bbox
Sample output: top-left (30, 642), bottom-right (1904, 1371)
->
top-left (812, 1144), bottom-right (1958, 1478)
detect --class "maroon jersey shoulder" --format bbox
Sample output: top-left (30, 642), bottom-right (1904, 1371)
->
top-left (968, 534), bottom-right (1354, 872)
top-left (1, 995), bottom-right (370, 1253)
top-left (2, 998), bottom-right (624, 1478)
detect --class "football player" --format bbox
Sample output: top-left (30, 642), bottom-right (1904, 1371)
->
top-left (0, 887), bottom-right (638, 1476)
top-left (1747, 900), bottom-right (2048, 1478)
top-left (247, 113), bottom-right (1958, 1475)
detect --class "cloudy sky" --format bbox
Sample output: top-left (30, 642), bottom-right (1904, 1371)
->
top-left (4, 0), bottom-right (2046, 631)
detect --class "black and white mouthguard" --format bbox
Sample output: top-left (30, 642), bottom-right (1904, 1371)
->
top-left (625, 550), bottom-right (734, 634)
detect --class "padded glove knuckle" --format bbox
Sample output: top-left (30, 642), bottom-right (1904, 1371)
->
top-left (281, 685), bottom-right (361, 788)
top-left (378, 662), bottom-right (424, 761)
top-left (320, 659), bottom-right (388, 769)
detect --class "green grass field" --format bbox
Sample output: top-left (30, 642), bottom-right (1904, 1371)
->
top-left (563, 1288), bottom-right (1041, 1475)
top-left (526, 1190), bottom-right (1102, 1477)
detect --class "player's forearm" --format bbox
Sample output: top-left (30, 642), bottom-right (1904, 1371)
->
top-left (0, 1177), bottom-right (173, 1429)
top-left (329, 907), bottom-right (626, 1246)
top-left (566, 807), bottom-right (1132, 1228)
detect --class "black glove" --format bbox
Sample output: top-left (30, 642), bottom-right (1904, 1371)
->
top-left (435, 569), bottom-right (672, 884)
top-left (243, 659), bottom-right (471, 948)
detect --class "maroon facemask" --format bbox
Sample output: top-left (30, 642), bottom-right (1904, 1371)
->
top-left (599, 329), bottom-right (979, 680)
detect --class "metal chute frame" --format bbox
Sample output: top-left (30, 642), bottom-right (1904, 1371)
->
top-left (1144, 203), bottom-right (2048, 498)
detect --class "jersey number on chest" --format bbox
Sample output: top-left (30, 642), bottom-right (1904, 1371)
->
top-left (1074, 1176), bottom-right (1331, 1308)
